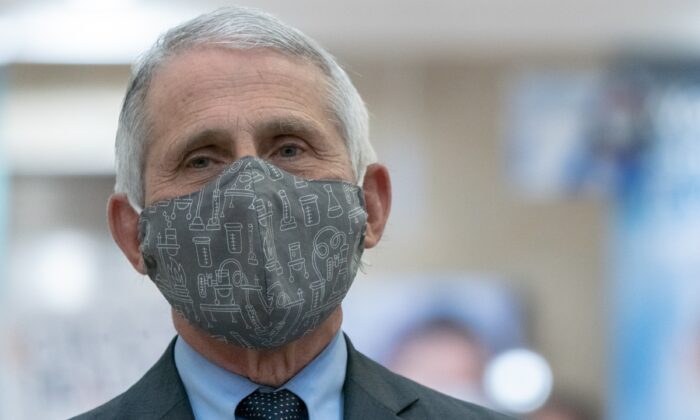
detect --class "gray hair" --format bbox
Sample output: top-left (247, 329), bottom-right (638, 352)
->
top-left (115, 6), bottom-right (375, 209)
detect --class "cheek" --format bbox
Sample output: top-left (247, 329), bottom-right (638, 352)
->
top-left (143, 177), bottom-right (172, 205)
top-left (143, 164), bottom-right (187, 205)
top-left (289, 157), bottom-right (354, 182)
top-left (143, 157), bottom-right (218, 204)
top-left (319, 144), bottom-right (356, 181)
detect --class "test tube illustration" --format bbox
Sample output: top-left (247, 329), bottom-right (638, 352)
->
top-left (190, 191), bottom-right (206, 231)
top-left (278, 190), bottom-right (297, 231)
top-left (255, 198), bottom-right (284, 275)
top-left (224, 222), bottom-right (243, 254)
top-left (288, 242), bottom-right (309, 282)
top-left (325, 184), bottom-right (344, 218)
top-left (265, 162), bottom-right (284, 180)
top-left (299, 194), bottom-right (321, 226)
top-left (342, 184), bottom-right (354, 206)
top-left (197, 273), bottom-right (209, 298)
top-left (192, 237), bottom-right (213, 267)
top-left (248, 224), bottom-right (259, 265)
top-left (206, 185), bottom-right (222, 231)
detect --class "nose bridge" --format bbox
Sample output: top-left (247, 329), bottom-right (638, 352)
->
top-left (231, 130), bottom-right (258, 160)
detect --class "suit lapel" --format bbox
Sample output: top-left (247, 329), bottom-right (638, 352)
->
top-left (342, 335), bottom-right (418, 420)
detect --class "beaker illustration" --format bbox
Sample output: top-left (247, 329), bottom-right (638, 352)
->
top-left (325, 184), bottom-right (343, 218)
top-left (217, 269), bottom-right (231, 286)
top-left (192, 237), bottom-right (213, 268)
top-left (163, 227), bottom-right (180, 256)
top-left (299, 194), bottom-right (321, 226)
top-left (347, 207), bottom-right (366, 234)
top-left (224, 223), bottom-right (243, 254)
top-left (214, 285), bottom-right (234, 305)
top-left (294, 176), bottom-right (308, 189)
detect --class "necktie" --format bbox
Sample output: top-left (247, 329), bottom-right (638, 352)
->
top-left (235, 388), bottom-right (309, 420)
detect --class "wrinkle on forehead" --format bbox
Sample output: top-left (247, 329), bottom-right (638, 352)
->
top-left (143, 47), bottom-right (337, 151)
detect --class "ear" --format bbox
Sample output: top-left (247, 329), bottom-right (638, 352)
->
top-left (107, 193), bottom-right (146, 274)
top-left (361, 163), bottom-right (392, 249)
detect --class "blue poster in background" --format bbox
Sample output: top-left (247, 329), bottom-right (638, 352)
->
top-left (0, 66), bottom-right (9, 417)
top-left (0, 67), bottom-right (6, 298)
top-left (506, 62), bottom-right (700, 419)
top-left (611, 65), bottom-right (700, 420)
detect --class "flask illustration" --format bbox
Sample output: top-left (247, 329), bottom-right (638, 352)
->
top-left (325, 184), bottom-right (343, 218)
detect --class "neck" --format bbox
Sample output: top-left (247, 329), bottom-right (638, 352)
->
top-left (173, 307), bottom-right (342, 387)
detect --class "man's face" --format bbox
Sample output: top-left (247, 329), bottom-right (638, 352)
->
top-left (142, 47), bottom-right (354, 206)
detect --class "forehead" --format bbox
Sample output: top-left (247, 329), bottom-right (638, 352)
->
top-left (149, 46), bottom-right (328, 95)
top-left (143, 47), bottom-right (334, 144)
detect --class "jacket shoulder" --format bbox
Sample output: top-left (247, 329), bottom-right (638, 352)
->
top-left (71, 392), bottom-right (129, 420)
top-left (70, 337), bottom-right (193, 420)
top-left (388, 370), bottom-right (513, 419)
top-left (345, 338), bottom-right (513, 420)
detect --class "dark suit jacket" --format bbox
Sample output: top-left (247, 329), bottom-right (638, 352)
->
top-left (72, 336), bottom-right (513, 419)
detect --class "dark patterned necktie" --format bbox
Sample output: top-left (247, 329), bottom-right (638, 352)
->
top-left (235, 388), bottom-right (309, 420)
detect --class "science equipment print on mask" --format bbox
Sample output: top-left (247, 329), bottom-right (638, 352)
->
top-left (138, 157), bottom-right (367, 349)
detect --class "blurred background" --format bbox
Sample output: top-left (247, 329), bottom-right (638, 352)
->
top-left (2, 0), bottom-right (700, 419)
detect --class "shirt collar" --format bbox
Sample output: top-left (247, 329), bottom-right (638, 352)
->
top-left (174, 331), bottom-right (347, 420)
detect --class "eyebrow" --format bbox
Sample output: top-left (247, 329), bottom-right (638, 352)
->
top-left (253, 115), bottom-right (327, 141)
top-left (170, 128), bottom-right (232, 162)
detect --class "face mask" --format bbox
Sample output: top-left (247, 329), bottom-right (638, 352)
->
top-left (138, 157), bottom-right (367, 349)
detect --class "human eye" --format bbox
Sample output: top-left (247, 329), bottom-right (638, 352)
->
top-left (185, 155), bottom-right (213, 169)
top-left (273, 141), bottom-right (305, 159)
top-left (278, 144), bottom-right (300, 158)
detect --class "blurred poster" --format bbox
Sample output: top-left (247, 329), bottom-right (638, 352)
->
top-left (343, 272), bottom-right (525, 409)
top-left (505, 69), bottom-right (602, 198)
top-left (0, 235), bottom-right (175, 420)
top-left (0, 67), bottom-right (10, 418)
top-left (611, 62), bottom-right (700, 420)
top-left (0, 66), bottom-right (8, 297)
top-left (505, 67), bottom-right (649, 199)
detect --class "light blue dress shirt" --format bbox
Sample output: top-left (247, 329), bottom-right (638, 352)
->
top-left (174, 331), bottom-right (347, 420)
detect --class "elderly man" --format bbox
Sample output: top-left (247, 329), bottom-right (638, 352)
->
top-left (76, 7), bottom-right (510, 420)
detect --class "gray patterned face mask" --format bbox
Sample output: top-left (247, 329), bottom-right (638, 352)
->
top-left (138, 157), bottom-right (367, 349)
